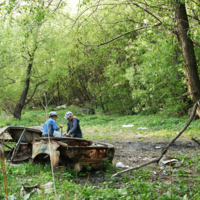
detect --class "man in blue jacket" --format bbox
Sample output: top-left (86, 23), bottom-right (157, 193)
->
top-left (63, 111), bottom-right (82, 138)
top-left (42, 111), bottom-right (63, 137)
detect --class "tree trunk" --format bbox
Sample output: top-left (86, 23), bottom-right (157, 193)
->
top-left (13, 48), bottom-right (36, 119)
top-left (13, 103), bottom-right (24, 119)
top-left (13, 61), bottom-right (33, 119)
top-left (175, 1), bottom-right (200, 115)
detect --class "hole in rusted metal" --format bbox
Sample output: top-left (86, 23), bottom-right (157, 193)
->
top-left (34, 153), bottom-right (50, 165)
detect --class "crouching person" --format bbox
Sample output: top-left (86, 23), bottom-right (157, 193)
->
top-left (42, 111), bottom-right (63, 137)
top-left (63, 111), bottom-right (82, 138)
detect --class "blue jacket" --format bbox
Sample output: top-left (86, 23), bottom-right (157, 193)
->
top-left (42, 118), bottom-right (60, 136)
top-left (67, 118), bottom-right (82, 138)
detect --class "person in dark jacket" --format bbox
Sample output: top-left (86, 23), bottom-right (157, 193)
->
top-left (63, 111), bottom-right (82, 138)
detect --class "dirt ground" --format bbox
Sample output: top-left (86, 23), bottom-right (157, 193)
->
top-left (111, 138), bottom-right (200, 167)
top-left (74, 137), bottom-right (200, 186)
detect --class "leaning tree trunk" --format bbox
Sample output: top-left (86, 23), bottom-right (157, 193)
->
top-left (175, 1), bottom-right (200, 116)
top-left (13, 61), bottom-right (33, 120)
top-left (13, 47), bottom-right (37, 120)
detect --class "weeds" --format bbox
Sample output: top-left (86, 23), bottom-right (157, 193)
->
top-left (0, 142), bottom-right (8, 200)
top-left (1, 154), bottom-right (200, 199)
top-left (1, 106), bottom-right (200, 199)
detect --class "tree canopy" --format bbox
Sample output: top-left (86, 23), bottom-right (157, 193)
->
top-left (1, 0), bottom-right (200, 118)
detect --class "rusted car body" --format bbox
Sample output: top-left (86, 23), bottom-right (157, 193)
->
top-left (0, 126), bottom-right (115, 172)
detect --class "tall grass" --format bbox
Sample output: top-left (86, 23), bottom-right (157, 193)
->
top-left (0, 141), bottom-right (8, 200)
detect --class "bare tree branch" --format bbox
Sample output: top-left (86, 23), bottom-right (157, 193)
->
top-left (78, 22), bottom-right (161, 47)
top-left (39, 92), bottom-right (55, 109)
top-left (193, 40), bottom-right (200, 48)
top-left (52, 0), bottom-right (62, 14)
top-left (25, 80), bottom-right (47, 105)
top-left (187, 15), bottom-right (200, 23)
top-left (71, 2), bottom-right (136, 30)
top-left (128, 1), bottom-right (162, 23)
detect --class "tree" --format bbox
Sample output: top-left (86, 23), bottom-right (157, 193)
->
top-left (2, 0), bottom-right (200, 117)
top-left (0, 0), bottom-right (62, 119)
top-left (73, 0), bottom-right (200, 115)
top-left (175, 1), bottom-right (200, 115)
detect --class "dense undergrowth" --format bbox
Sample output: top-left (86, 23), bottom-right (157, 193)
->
top-left (0, 106), bottom-right (200, 199)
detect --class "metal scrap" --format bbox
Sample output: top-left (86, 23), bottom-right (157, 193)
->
top-left (159, 156), bottom-right (181, 169)
top-left (20, 182), bottom-right (54, 199)
top-left (32, 140), bottom-right (60, 168)
top-left (32, 138), bottom-right (115, 172)
top-left (0, 126), bottom-right (115, 172)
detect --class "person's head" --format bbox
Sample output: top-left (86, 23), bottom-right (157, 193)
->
top-left (49, 111), bottom-right (58, 120)
top-left (64, 111), bottom-right (73, 121)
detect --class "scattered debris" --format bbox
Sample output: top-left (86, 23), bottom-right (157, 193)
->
top-left (159, 156), bottom-right (181, 169)
top-left (80, 108), bottom-right (95, 115)
top-left (20, 182), bottom-right (54, 199)
top-left (40, 182), bottom-right (54, 194)
top-left (184, 170), bottom-right (192, 174)
top-left (155, 146), bottom-right (161, 149)
top-left (54, 104), bottom-right (67, 110)
top-left (137, 127), bottom-right (148, 130)
top-left (122, 125), bottom-right (134, 128)
top-left (163, 170), bottom-right (168, 176)
top-left (116, 162), bottom-right (130, 168)
top-left (142, 157), bottom-right (150, 161)
top-left (8, 195), bottom-right (16, 200)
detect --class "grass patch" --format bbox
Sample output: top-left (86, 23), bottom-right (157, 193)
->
top-left (1, 106), bottom-right (199, 141)
top-left (1, 107), bottom-right (200, 199)
top-left (1, 159), bottom-right (200, 199)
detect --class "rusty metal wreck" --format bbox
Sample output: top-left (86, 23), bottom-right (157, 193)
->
top-left (0, 126), bottom-right (115, 172)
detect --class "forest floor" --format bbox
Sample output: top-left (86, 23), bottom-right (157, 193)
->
top-left (69, 137), bottom-right (200, 189)
top-left (1, 107), bottom-right (200, 199)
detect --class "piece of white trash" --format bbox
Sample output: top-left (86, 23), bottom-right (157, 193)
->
top-left (116, 162), bottom-right (130, 168)
top-left (122, 125), bottom-right (134, 128)
top-left (137, 127), bottom-right (148, 130)
top-left (155, 146), bottom-right (161, 149)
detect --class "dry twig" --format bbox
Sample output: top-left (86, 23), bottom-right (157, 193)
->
top-left (191, 137), bottom-right (200, 146)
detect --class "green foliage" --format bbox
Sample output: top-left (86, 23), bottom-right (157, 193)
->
top-left (2, 0), bottom-right (200, 198)
top-left (2, 0), bottom-right (200, 117)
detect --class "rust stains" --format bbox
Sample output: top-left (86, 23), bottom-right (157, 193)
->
top-left (0, 126), bottom-right (115, 172)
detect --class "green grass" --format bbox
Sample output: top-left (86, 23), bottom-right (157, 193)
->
top-left (1, 106), bottom-right (200, 199)
top-left (0, 105), bottom-right (199, 141)
top-left (1, 158), bottom-right (200, 199)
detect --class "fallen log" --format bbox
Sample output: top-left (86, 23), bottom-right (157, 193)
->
top-left (112, 101), bottom-right (200, 177)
